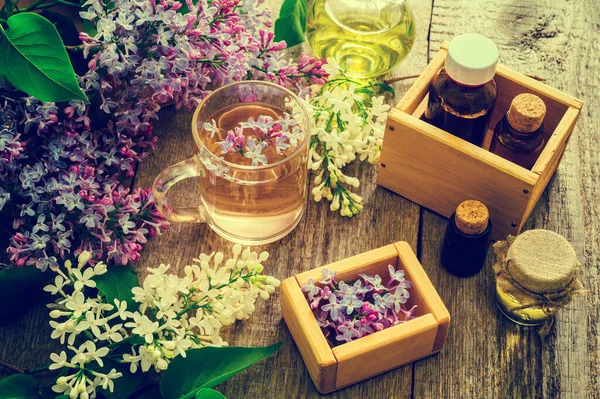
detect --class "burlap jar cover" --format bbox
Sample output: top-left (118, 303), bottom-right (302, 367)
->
top-left (493, 229), bottom-right (587, 338)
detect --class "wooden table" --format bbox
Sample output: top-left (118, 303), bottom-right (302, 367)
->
top-left (1, 0), bottom-right (599, 397)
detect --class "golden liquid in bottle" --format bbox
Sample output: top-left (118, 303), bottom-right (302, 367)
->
top-left (495, 283), bottom-right (551, 326)
top-left (307, 0), bottom-right (416, 79)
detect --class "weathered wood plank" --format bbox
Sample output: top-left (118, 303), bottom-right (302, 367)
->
top-left (414, 0), bottom-right (600, 398)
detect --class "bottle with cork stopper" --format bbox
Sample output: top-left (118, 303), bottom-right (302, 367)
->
top-left (441, 200), bottom-right (492, 277)
top-left (424, 34), bottom-right (498, 146)
top-left (489, 93), bottom-right (547, 170)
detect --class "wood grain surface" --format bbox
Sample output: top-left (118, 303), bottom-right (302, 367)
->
top-left (1, 0), bottom-right (599, 398)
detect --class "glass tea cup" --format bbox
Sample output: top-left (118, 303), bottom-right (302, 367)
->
top-left (152, 81), bottom-right (311, 245)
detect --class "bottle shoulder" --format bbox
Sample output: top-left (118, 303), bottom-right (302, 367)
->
top-left (430, 68), bottom-right (498, 115)
top-left (493, 114), bottom-right (545, 151)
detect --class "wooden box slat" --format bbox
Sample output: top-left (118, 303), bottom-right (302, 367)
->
top-left (281, 242), bottom-right (450, 394)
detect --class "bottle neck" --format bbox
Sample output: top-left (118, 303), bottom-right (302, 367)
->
top-left (445, 69), bottom-right (492, 88)
top-left (504, 114), bottom-right (544, 138)
top-left (451, 213), bottom-right (492, 238)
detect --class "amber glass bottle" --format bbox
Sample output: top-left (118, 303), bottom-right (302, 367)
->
top-left (489, 93), bottom-right (546, 170)
top-left (441, 200), bottom-right (492, 277)
top-left (424, 34), bottom-right (498, 146)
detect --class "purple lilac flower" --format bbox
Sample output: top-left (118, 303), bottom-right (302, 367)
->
top-left (321, 295), bottom-right (344, 322)
top-left (319, 268), bottom-right (337, 285)
top-left (302, 265), bottom-right (417, 347)
top-left (301, 278), bottom-right (322, 300)
top-left (335, 321), bottom-right (360, 343)
top-left (0, 0), bottom-right (329, 270)
top-left (216, 112), bottom-right (305, 164)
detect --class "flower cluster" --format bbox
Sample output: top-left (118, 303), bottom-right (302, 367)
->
top-left (0, 0), bottom-right (328, 269)
top-left (45, 246), bottom-right (280, 398)
top-left (306, 65), bottom-right (391, 217)
top-left (205, 113), bottom-right (304, 166)
top-left (302, 266), bottom-right (417, 347)
top-left (0, 88), bottom-right (168, 270)
top-left (76, 0), bottom-right (327, 137)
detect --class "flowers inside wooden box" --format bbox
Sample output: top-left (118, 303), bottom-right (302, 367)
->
top-left (281, 242), bottom-right (450, 394)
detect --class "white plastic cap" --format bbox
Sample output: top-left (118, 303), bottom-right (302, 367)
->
top-left (445, 34), bottom-right (498, 86)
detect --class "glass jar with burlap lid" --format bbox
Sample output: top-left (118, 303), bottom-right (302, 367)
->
top-left (493, 229), bottom-right (586, 337)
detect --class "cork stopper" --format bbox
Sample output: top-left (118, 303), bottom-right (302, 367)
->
top-left (455, 200), bottom-right (489, 235)
top-left (506, 93), bottom-right (546, 133)
top-left (506, 229), bottom-right (579, 293)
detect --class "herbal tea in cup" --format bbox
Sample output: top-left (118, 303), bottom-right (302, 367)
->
top-left (152, 81), bottom-right (310, 245)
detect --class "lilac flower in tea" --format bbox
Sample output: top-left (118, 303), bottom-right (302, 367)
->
top-left (210, 112), bottom-right (304, 166)
top-left (302, 266), bottom-right (418, 347)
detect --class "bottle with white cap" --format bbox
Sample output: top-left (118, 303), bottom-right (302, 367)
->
top-left (424, 34), bottom-right (499, 146)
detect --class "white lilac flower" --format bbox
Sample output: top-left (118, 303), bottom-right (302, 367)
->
top-left (49, 351), bottom-right (71, 370)
top-left (65, 292), bottom-right (91, 318)
top-left (44, 275), bottom-right (67, 295)
top-left (307, 72), bottom-right (388, 217)
top-left (47, 245), bottom-right (279, 398)
top-left (126, 313), bottom-right (159, 344)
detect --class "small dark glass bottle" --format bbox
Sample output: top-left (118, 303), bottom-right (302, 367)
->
top-left (441, 200), bottom-right (492, 277)
top-left (424, 34), bottom-right (498, 146)
top-left (489, 93), bottom-right (546, 170)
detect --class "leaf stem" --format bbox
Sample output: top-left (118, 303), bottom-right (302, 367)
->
top-left (55, 0), bottom-right (81, 7)
top-left (0, 359), bottom-right (25, 374)
top-left (26, 364), bottom-right (51, 374)
top-left (383, 74), bottom-right (420, 85)
top-left (24, 0), bottom-right (48, 11)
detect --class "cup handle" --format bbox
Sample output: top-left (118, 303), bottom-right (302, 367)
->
top-left (152, 157), bottom-right (205, 223)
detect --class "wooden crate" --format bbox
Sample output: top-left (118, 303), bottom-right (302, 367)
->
top-left (280, 242), bottom-right (450, 394)
top-left (377, 42), bottom-right (583, 240)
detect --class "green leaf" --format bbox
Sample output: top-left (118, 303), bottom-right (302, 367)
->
top-left (0, 374), bottom-right (41, 399)
top-left (194, 389), bottom-right (226, 399)
top-left (274, 0), bottom-right (307, 47)
top-left (0, 13), bottom-right (87, 103)
top-left (160, 342), bottom-right (282, 399)
top-left (127, 383), bottom-right (162, 399)
top-left (0, 266), bottom-right (50, 326)
top-left (93, 265), bottom-right (139, 310)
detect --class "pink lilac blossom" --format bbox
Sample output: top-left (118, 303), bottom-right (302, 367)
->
top-left (302, 265), bottom-right (418, 347)
top-left (76, 0), bottom-right (327, 139)
top-left (0, 87), bottom-right (168, 270)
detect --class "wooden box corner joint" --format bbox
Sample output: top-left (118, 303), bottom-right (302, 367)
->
top-left (281, 242), bottom-right (450, 394)
top-left (377, 43), bottom-right (583, 240)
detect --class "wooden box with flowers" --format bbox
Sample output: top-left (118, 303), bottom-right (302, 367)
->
top-left (377, 42), bottom-right (583, 240)
top-left (280, 242), bottom-right (450, 394)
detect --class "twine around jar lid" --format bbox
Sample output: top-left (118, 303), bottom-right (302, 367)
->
top-left (505, 229), bottom-right (578, 293)
top-left (455, 200), bottom-right (489, 235)
top-left (507, 93), bottom-right (546, 133)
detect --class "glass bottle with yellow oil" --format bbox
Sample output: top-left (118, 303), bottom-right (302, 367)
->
top-left (306, 0), bottom-right (416, 79)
